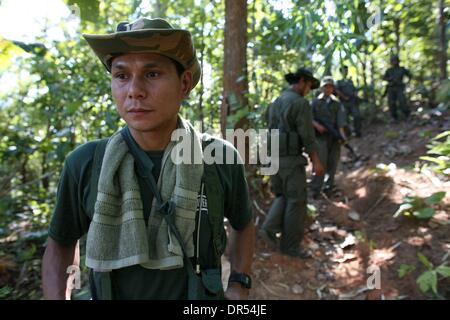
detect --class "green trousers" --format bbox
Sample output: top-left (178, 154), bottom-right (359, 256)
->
top-left (310, 135), bottom-right (341, 194)
top-left (387, 87), bottom-right (409, 120)
top-left (343, 100), bottom-right (361, 136)
top-left (262, 157), bottom-right (307, 255)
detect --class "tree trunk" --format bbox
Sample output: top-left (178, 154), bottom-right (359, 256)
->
top-left (438, 0), bottom-right (447, 82)
top-left (393, 18), bottom-right (400, 55)
top-left (198, 10), bottom-right (206, 132)
top-left (21, 158), bottom-right (28, 185)
top-left (221, 0), bottom-right (248, 136)
top-left (41, 152), bottom-right (49, 190)
top-left (361, 50), bottom-right (368, 100)
top-left (370, 56), bottom-right (376, 105)
top-left (154, 0), bottom-right (167, 18)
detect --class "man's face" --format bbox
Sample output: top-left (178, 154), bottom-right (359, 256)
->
top-left (298, 78), bottom-right (312, 96)
top-left (341, 67), bottom-right (348, 78)
top-left (322, 84), bottom-right (334, 96)
top-left (111, 53), bottom-right (192, 133)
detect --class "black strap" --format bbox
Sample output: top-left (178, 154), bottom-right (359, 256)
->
top-left (90, 138), bottom-right (111, 300)
top-left (119, 127), bottom-right (197, 282)
top-left (91, 139), bottom-right (108, 205)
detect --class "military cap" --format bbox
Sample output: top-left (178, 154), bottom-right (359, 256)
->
top-left (285, 67), bottom-right (320, 89)
top-left (82, 17), bottom-right (201, 88)
top-left (320, 76), bottom-right (335, 87)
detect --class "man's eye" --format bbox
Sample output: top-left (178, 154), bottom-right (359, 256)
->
top-left (146, 72), bottom-right (159, 78)
top-left (114, 73), bottom-right (128, 80)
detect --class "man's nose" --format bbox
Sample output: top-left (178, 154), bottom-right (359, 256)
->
top-left (128, 77), bottom-right (146, 100)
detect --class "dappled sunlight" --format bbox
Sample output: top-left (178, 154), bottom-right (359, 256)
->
top-left (0, 0), bottom-right (449, 301)
top-left (330, 248), bottom-right (366, 288)
top-left (369, 247), bottom-right (397, 266)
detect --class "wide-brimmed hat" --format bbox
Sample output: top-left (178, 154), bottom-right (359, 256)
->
top-left (82, 17), bottom-right (201, 88)
top-left (320, 76), bottom-right (335, 88)
top-left (284, 67), bottom-right (320, 89)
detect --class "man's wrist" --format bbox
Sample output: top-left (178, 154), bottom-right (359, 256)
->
top-left (228, 271), bottom-right (252, 289)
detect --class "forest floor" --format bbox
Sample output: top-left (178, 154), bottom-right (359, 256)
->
top-left (246, 108), bottom-right (450, 300)
top-left (0, 107), bottom-right (449, 300)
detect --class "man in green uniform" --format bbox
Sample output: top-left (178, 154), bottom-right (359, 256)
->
top-left (383, 55), bottom-right (412, 121)
top-left (259, 68), bottom-right (324, 258)
top-left (336, 65), bottom-right (362, 137)
top-left (310, 76), bottom-right (348, 198)
top-left (42, 18), bottom-right (255, 300)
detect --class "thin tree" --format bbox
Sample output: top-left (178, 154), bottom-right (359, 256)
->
top-left (221, 0), bottom-right (248, 136)
top-left (438, 0), bottom-right (447, 82)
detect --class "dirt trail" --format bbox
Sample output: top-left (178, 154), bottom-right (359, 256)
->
top-left (248, 112), bottom-right (450, 300)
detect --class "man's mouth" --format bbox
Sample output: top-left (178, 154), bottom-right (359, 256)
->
top-left (127, 108), bottom-right (154, 114)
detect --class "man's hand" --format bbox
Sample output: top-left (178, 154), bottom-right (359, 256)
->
top-left (225, 282), bottom-right (249, 300)
top-left (339, 127), bottom-right (348, 142)
top-left (335, 89), bottom-right (349, 101)
top-left (309, 151), bottom-right (324, 177)
top-left (313, 160), bottom-right (325, 177)
top-left (313, 121), bottom-right (328, 135)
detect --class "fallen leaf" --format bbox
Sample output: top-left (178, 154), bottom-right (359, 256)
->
top-left (291, 284), bottom-right (304, 295)
top-left (340, 234), bottom-right (356, 249)
top-left (332, 253), bottom-right (357, 263)
top-left (348, 212), bottom-right (361, 221)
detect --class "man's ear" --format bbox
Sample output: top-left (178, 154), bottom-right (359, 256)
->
top-left (181, 70), bottom-right (193, 98)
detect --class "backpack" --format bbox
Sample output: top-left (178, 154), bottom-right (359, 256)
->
top-left (266, 95), bottom-right (303, 157)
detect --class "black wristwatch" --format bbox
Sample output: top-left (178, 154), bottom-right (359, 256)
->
top-left (228, 272), bottom-right (252, 289)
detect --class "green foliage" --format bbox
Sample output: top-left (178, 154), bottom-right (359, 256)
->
top-left (66, 0), bottom-right (100, 23)
top-left (384, 130), bottom-right (400, 139)
top-left (416, 270), bottom-right (438, 295)
top-left (420, 131), bottom-right (450, 176)
top-left (436, 80), bottom-right (450, 105)
top-left (418, 130), bottom-right (434, 139)
top-left (398, 264), bottom-right (416, 278)
top-left (399, 253), bottom-right (450, 297)
top-left (17, 244), bottom-right (37, 263)
top-left (306, 204), bottom-right (318, 219)
top-left (0, 286), bottom-right (13, 299)
top-left (415, 252), bottom-right (450, 297)
top-left (393, 191), bottom-right (446, 219)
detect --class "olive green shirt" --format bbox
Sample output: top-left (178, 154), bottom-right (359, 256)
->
top-left (266, 87), bottom-right (318, 155)
top-left (48, 134), bottom-right (252, 300)
top-left (311, 93), bottom-right (347, 129)
top-left (336, 78), bottom-right (357, 99)
top-left (383, 66), bottom-right (411, 88)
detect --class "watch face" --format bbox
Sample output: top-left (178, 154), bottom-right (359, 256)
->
top-left (230, 272), bottom-right (252, 289)
top-left (243, 274), bottom-right (251, 288)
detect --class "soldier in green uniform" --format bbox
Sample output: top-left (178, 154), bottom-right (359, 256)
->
top-left (310, 76), bottom-right (348, 198)
top-left (259, 68), bottom-right (324, 258)
top-left (383, 55), bottom-right (412, 121)
top-left (336, 65), bottom-right (362, 137)
top-left (42, 18), bottom-right (255, 300)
